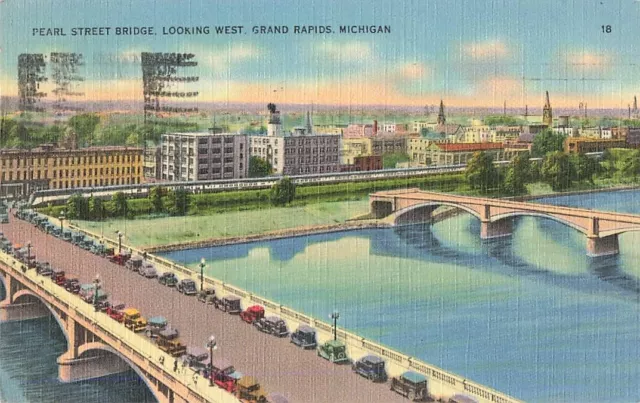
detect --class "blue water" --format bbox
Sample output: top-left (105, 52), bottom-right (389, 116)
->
top-left (0, 285), bottom-right (156, 402)
top-left (160, 190), bottom-right (640, 403)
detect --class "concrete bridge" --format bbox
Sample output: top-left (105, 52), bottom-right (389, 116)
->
top-left (370, 188), bottom-right (640, 257)
top-left (0, 251), bottom-right (240, 403)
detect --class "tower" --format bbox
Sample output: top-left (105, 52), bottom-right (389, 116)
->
top-left (437, 100), bottom-right (446, 125)
top-left (305, 110), bottom-right (313, 135)
top-left (267, 103), bottom-right (282, 137)
top-left (633, 96), bottom-right (639, 119)
top-left (542, 91), bottom-right (553, 127)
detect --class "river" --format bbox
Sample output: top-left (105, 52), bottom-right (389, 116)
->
top-left (1, 190), bottom-right (640, 402)
top-left (159, 189), bottom-right (640, 403)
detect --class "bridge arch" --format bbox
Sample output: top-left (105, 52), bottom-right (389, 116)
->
top-left (13, 289), bottom-right (70, 346)
top-left (599, 227), bottom-right (640, 238)
top-left (76, 342), bottom-right (163, 402)
top-left (490, 212), bottom-right (588, 235)
top-left (392, 201), bottom-right (482, 225)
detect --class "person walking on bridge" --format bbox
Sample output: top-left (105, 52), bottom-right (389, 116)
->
top-left (173, 359), bottom-right (178, 372)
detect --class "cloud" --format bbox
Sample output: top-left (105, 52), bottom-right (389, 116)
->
top-left (563, 51), bottom-right (612, 72)
top-left (396, 62), bottom-right (430, 80)
top-left (198, 43), bottom-right (262, 70)
top-left (463, 39), bottom-right (509, 60)
top-left (317, 41), bottom-right (372, 61)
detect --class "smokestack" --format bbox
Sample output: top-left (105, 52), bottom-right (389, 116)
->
top-left (373, 120), bottom-right (378, 135)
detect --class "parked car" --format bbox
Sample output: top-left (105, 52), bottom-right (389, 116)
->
top-left (109, 251), bottom-right (131, 266)
top-left (236, 376), bottom-right (268, 403)
top-left (177, 279), bottom-right (197, 295)
top-left (0, 239), bottom-right (12, 252)
top-left (139, 262), bottom-right (157, 278)
top-left (64, 278), bottom-right (81, 294)
top-left (61, 231), bottom-right (73, 242)
top-left (254, 316), bottom-right (289, 337)
top-left (317, 339), bottom-right (349, 364)
top-left (80, 239), bottom-right (95, 251)
top-left (125, 255), bottom-right (143, 272)
top-left (36, 261), bottom-right (53, 277)
top-left (290, 325), bottom-right (317, 349)
top-left (123, 308), bottom-right (147, 332)
top-left (240, 305), bottom-right (265, 324)
top-left (266, 393), bottom-right (289, 403)
top-left (106, 302), bottom-right (126, 322)
top-left (0, 214), bottom-right (9, 224)
top-left (145, 316), bottom-right (169, 339)
top-left (158, 272), bottom-right (178, 287)
top-left (196, 287), bottom-right (216, 304)
top-left (180, 346), bottom-right (209, 373)
top-left (208, 357), bottom-right (242, 392)
top-left (156, 328), bottom-right (187, 357)
top-left (390, 371), bottom-right (429, 401)
top-left (448, 395), bottom-right (479, 403)
top-left (52, 270), bottom-right (66, 286)
top-left (352, 355), bottom-right (387, 382)
top-left (71, 233), bottom-right (86, 246)
top-left (212, 295), bottom-right (242, 314)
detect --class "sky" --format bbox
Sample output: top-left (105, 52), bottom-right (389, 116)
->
top-left (1, 0), bottom-right (640, 109)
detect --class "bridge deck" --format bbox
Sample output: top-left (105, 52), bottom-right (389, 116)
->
top-left (2, 218), bottom-right (414, 403)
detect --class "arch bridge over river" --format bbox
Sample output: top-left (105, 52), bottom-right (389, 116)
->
top-left (370, 188), bottom-right (640, 257)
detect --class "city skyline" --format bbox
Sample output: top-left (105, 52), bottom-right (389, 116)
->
top-left (2, 0), bottom-right (640, 108)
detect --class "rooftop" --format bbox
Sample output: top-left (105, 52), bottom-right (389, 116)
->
top-left (434, 142), bottom-right (504, 152)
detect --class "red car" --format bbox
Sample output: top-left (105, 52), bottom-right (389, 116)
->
top-left (106, 302), bottom-right (126, 322)
top-left (52, 270), bottom-right (66, 286)
top-left (109, 252), bottom-right (131, 266)
top-left (213, 372), bottom-right (236, 393)
top-left (239, 305), bottom-right (265, 324)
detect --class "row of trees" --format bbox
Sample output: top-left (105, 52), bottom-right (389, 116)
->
top-left (466, 150), bottom-right (600, 195)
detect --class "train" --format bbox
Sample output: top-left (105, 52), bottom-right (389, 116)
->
top-left (27, 152), bottom-right (602, 207)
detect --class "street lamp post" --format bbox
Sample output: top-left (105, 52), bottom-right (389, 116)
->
top-left (330, 311), bottom-right (340, 341)
top-left (27, 241), bottom-right (31, 260)
top-left (199, 258), bottom-right (206, 291)
top-left (207, 335), bottom-right (217, 386)
top-left (59, 211), bottom-right (66, 233)
top-left (115, 230), bottom-right (123, 254)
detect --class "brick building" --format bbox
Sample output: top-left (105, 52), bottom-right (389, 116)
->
top-left (564, 137), bottom-right (627, 154)
top-left (0, 144), bottom-right (143, 197)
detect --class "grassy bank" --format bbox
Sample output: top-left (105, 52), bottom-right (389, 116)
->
top-left (71, 199), bottom-right (371, 248)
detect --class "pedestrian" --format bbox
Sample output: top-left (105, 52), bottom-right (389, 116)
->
top-left (173, 359), bottom-right (178, 372)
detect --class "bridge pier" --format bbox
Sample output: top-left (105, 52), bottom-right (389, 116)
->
top-left (480, 219), bottom-right (513, 240)
top-left (57, 349), bottom-right (131, 383)
top-left (587, 235), bottom-right (619, 257)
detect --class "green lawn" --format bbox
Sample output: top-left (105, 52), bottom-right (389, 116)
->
top-left (71, 199), bottom-right (371, 248)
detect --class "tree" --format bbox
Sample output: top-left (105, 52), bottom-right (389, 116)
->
top-left (541, 151), bottom-right (574, 191)
top-left (66, 193), bottom-right (88, 219)
top-left (249, 156), bottom-right (272, 178)
top-left (166, 188), bottom-right (189, 216)
top-left (465, 151), bottom-right (499, 193)
top-left (270, 177), bottom-right (296, 206)
top-left (531, 129), bottom-right (566, 157)
top-left (111, 192), bottom-right (128, 217)
top-left (8, 123), bottom-right (29, 148)
top-left (570, 153), bottom-right (598, 184)
top-left (502, 152), bottom-right (531, 195)
top-left (382, 152), bottom-right (410, 169)
top-left (68, 114), bottom-right (100, 146)
top-left (88, 196), bottom-right (105, 221)
top-left (620, 150), bottom-right (640, 179)
top-left (149, 186), bottom-right (166, 213)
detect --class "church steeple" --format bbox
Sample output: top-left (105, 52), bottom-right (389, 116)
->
top-left (437, 100), bottom-right (446, 125)
top-left (305, 110), bottom-right (313, 135)
top-left (542, 91), bottom-right (553, 127)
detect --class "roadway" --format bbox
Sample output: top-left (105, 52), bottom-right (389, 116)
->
top-left (2, 216), bottom-right (412, 403)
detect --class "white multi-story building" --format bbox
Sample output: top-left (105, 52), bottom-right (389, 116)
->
top-left (160, 129), bottom-right (248, 181)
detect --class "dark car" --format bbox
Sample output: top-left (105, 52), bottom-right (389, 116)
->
top-left (36, 261), bottom-right (53, 277)
top-left (212, 295), bottom-right (242, 314)
top-left (290, 325), bottom-right (317, 349)
top-left (390, 371), bottom-right (429, 401)
top-left (158, 272), bottom-right (178, 287)
top-left (254, 315), bottom-right (289, 337)
top-left (197, 288), bottom-right (216, 304)
top-left (64, 278), bottom-right (81, 294)
top-left (177, 279), bottom-right (197, 295)
top-left (352, 355), bottom-right (387, 382)
top-left (180, 346), bottom-right (209, 373)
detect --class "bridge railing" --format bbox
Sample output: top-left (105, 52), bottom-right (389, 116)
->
top-left (63, 223), bottom-right (522, 403)
top-left (0, 250), bottom-right (240, 403)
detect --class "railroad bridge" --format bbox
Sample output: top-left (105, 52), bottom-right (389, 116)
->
top-left (370, 189), bottom-right (640, 257)
top-left (0, 252), bottom-right (238, 403)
